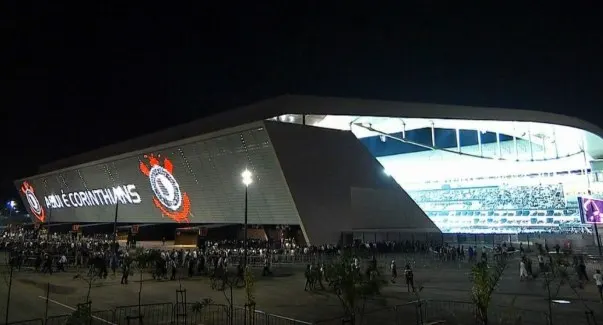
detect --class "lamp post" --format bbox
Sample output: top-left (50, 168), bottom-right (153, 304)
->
top-left (7, 200), bottom-right (16, 217)
top-left (241, 169), bottom-right (253, 271)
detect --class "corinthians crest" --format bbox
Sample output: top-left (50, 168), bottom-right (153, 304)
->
top-left (21, 181), bottom-right (46, 222)
top-left (139, 154), bottom-right (191, 223)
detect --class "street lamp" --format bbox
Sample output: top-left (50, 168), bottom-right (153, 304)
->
top-left (241, 169), bottom-right (253, 271)
top-left (6, 200), bottom-right (17, 217)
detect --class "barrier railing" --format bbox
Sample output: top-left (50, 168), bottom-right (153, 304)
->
top-left (5, 302), bottom-right (311, 325)
top-left (313, 299), bottom-right (601, 325)
top-left (114, 302), bottom-right (172, 325)
top-left (2, 319), bottom-right (44, 325)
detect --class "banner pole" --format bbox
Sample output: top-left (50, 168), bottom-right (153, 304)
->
top-left (594, 223), bottom-right (602, 257)
top-left (47, 208), bottom-right (52, 239)
top-left (113, 202), bottom-right (119, 252)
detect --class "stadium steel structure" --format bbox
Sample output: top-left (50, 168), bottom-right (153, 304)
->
top-left (15, 95), bottom-right (603, 244)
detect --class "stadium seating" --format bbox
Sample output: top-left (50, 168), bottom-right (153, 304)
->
top-left (408, 184), bottom-right (567, 211)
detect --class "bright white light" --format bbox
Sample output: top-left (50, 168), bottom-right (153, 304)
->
top-left (383, 169), bottom-right (391, 176)
top-left (8, 200), bottom-right (16, 208)
top-left (552, 300), bottom-right (571, 304)
top-left (242, 169), bottom-right (253, 186)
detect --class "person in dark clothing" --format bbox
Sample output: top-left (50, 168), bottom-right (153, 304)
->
top-left (170, 259), bottom-right (177, 281)
top-left (404, 264), bottom-right (415, 292)
top-left (262, 257), bottom-right (272, 276)
top-left (188, 259), bottom-right (195, 277)
top-left (111, 254), bottom-right (118, 276)
top-left (121, 260), bottom-right (130, 285)
top-left (42, 254), bottom-right (53, 275)
top-left (578, 257), bottom-right (588, 281)
top-left (304, 264), bottom-right (313, 291)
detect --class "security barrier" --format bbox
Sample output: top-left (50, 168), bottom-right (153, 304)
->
top-left (5, 302), bottom-right (311, 325)
top-left (314, 299), bottom-right (601, 325)
top-left (3, 319), bottom-right (43, 325)
top-left (114, 302), bottom-right (172, 325)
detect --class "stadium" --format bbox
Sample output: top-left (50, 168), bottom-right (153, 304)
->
top-left (13, 95), bottom-right (603, 246)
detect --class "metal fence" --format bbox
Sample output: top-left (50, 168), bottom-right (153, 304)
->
top-left (2, 319), bottom-right (44, 325)
top-left (114, 302), bottom-right (173, 325)
top-left (5, 302), bottom-right (311, 325)
top-left (313, 299), bottom-right (601, 325)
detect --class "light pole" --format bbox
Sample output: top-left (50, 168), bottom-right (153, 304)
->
top-left (7, 200), bottom-right (17, 217)
top-left (241, 169), bottom-right (253, 271)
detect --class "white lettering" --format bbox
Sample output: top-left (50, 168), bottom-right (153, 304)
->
top-left (127, 184), bottom-right (141, 203)
top-left (112, 186), bottom-right (127, 204)
top-left (43, 184), bottom-right (143, 210)
top-left (45, 196), bottom-right (53, 209)
top-left (68, 193), bottom-right (76, 206)
top-left (87, 191), bottom-right (100, 206)
top-left (62, 193), bottom-right (71, 208)
top-left (79, 192), bottom-right (89, 206)
top-left (71, 192), bottom-right (82, 207)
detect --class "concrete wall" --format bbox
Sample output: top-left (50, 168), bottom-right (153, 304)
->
top-left (266, 121), bottom-right (439, 245)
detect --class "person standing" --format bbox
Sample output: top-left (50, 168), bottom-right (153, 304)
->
top-left (593, 270), bottom-right (602, 300)
top-left (121, 260), bottom-right (130, 285)
top-left (519, 258), bottom-right (528, 281)
top-left (170, 258), bottom-right (177, 281)
top-left (538, 254), bottom-right (545, 273)
top-left (404, 264), bottom-right (415, 292)
top-left (390, 260), bottom-right (397, 283)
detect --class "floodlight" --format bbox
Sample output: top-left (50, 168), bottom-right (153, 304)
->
top-left (241, 169), bottom-right (253, 186)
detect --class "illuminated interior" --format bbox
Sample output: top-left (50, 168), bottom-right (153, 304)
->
top-left (270, 114), bottom-right (603, 234)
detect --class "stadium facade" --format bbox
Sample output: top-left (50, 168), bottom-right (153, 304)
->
top-left (14, 95), bottom-right (603, 244)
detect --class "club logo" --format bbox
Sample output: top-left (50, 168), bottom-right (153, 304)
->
top-left (20, 181), bottom-right (46, 222)
top-left (139, 154), bottom-right (191, 223)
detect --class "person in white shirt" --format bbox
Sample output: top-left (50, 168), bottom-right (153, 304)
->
top-left (593, 269), bottom-right (602, 300)
top-left (58, 255), bottom-right (67, 272)
top-left (390, 260), bottom-right (397, 283)
top-left (519, 259), bottom-right (528, 281)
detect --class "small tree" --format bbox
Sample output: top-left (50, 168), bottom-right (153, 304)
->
top-left (73, 271), bottom-right (98, 304)
top-left (1, 256), bottom-right (15, 325)
top-left (71, 270), bottom-right (98, 325)
top-left (244, 267), bottom-right (256, 325)
top-left (324, 254), bottom-right (387, 325)
top-left (541, 254), bottom-right (596, 325)
top-left (218, 268), bottom-right (239, 325)
top-left (470, 258), bottom-right (507, 325)
top-left (132, 248), bottom-right (155, 324)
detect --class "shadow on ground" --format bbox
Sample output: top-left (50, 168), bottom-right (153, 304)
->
top-left (18, 278), bottom-right (77, 295)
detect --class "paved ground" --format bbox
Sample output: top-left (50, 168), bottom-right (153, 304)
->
top-left (1, 254), bottom-right (602, 324)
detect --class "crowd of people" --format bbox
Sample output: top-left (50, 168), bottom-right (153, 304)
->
top-left (2, 226), bottom-right (601, 300)
top-left (409, 184), bottom-right (567, 210)
top-left (0, 227), bottom-right (436, 281)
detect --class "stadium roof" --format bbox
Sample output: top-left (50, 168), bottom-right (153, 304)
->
top-left (39, 95), bottom-right (603, 174)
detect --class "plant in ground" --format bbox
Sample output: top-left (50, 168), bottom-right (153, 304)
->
top-left (470, 258), bottom-right (507, 325)
top-left (324, 254), bottom-right (388, 325)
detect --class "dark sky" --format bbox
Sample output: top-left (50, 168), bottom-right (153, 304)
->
top-left (2, 3), bottom-right (602, 203)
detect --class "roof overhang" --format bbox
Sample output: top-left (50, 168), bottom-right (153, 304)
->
top-left (35, 95), bottom-right (603, 175)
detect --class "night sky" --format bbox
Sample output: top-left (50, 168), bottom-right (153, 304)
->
top-left (3, 3), bottom-right (602, 204)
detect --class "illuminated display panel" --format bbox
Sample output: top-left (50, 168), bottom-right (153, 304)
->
top-left (352, 118), bottom-right (602, 234)
top-left (578, 197), bottom-right (603, 224)
top-left (17, 127), bottom-right (299, 225)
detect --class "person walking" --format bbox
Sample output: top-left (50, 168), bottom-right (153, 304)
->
top-left (404, 264), bottom-right (415, 292)
top-left (121, 260), bottom-right (130, 285)
top-left (519, 258), bottom-right (528, 281)
top-left (593, 270), bottom-right (602, 301)
top-left (390, 259), bottom-right (397, 283)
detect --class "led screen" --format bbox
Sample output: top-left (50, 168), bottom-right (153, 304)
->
top-left (16, 127), bottom-right (300, 225)
top-left (578, 197), bottom-right (603, 224)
